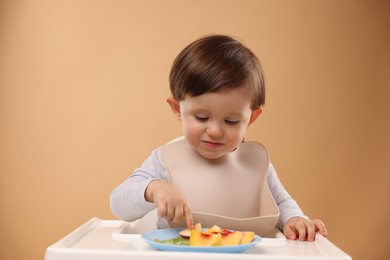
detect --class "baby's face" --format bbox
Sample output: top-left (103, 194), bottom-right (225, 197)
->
top-left (179, 86), bottom-right (255, 159)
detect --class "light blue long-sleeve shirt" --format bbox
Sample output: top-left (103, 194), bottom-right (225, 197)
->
top-left (110, 147), bottom-right (306, 231)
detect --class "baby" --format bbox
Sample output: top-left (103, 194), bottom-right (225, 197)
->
top-left (110, 34), bottom-right (327, 241)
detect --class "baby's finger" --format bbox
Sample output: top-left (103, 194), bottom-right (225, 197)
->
top-left (166, 205), bottom-right (175, 221)
top-left (295, 220), bottom-right (307, 241)
top-left (284, 226), bottom-right (297, 240)
top-left (313, 219), bottom-right (328, 237)
top-left (171, 206), bottom-right (184, 223)
top-left (305, 221), bottom-right (316, 242)
top-left (184, 206), bottom-right (194, 229)
top-left (156, 203), bottom-right (167, 218)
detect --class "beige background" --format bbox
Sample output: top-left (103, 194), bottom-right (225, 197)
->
top-left (1, 1), bottom-right (389, 260)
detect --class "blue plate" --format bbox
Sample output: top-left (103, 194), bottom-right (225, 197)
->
top-left (141, 228), bottom-right (261, 253)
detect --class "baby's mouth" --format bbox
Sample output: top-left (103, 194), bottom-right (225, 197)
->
top-left (203, 140), bottom-right (223, 147)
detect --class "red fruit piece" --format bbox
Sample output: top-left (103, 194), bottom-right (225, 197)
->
top-left (220, 230), bottom-right (243, 246)
top-left (179, 228), bottom-right (191, 239)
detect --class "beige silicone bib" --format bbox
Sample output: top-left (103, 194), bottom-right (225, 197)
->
top-left (161, 138), bottom-right (280, 236)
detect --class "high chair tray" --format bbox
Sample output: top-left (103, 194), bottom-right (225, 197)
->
top-left (45, 218), bottom-right (351, 260)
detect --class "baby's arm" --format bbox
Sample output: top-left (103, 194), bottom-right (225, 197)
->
top-left (110, 148), bottom-right (193, 228)
top-left (110, 148), bottom-right (167, 222)
top-left (267, 163), bottom-right (327, 241)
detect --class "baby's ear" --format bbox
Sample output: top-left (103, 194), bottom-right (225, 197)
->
top-left (248, 107), bottom-right (263, 125)
top-left (166, 97), bottom-right (181, 120)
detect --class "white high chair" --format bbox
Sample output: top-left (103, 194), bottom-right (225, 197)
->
top-left (126, 209), bottom-right (159, 234)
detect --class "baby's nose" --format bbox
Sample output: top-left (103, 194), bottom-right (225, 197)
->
top-left (206, 124), bottom-right (223, 138)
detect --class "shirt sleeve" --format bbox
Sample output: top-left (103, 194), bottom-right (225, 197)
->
top-left (109, 147), bottom-right (168, 222)
top-left (267, 163), bottom-right (307, 230)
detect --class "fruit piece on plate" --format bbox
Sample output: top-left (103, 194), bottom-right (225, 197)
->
top-left (194, 223), bottom-right (202, 232)
top-left (179, 223), bottom-right (203, 239)
top-left (189, 230), bottom-right (221, 246)
top-left (206, 225), bottom-right (222, 233)
top-left (179, 228), bottom-right (191, 239)
top-left (240, 231), bottom-right (255, 244)
top-left (180, 223), bottom-right (255, 247)
top-left (219, 229), bottom-right (243, 246)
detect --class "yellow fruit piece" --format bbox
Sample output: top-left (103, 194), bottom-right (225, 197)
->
top-left (206, 225), bottom-right (222, 233)
top-left (194, 223), bottom-right (202, 232)
top-left (189, 230), bottom-right (221, 246)
top-left (220, 230), bottom-right (243, 246)
top-left (240, 231), bottom-right (255, 244)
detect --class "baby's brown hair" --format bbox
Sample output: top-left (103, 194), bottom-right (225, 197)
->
top-left (169, 35), bottom-right (265, 109)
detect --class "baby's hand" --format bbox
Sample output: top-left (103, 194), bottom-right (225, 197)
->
top-left (283, 217), bottom-right (327, 242)
top-left (145, 179), bottom-right (194, 229)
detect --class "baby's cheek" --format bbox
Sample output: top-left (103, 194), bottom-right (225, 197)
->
top-left (182, 130), bottom-right (198, 148)
top-left (184, 123), bottom-right (202, 139)
top-left (228, 128), bottom-right (246, 145)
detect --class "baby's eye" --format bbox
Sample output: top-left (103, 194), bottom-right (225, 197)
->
top-left (225, 119), bottom-right (239, 125)
top-left (195, 115), bottom-right (208, 122)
